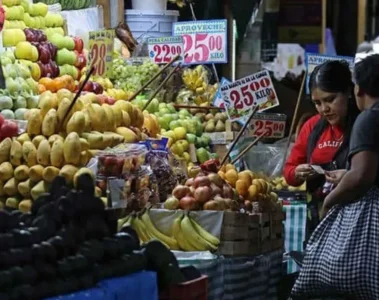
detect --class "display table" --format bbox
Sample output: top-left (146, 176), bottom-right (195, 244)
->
top-left (46, 271), bottom-right (158, 300)
top-left (179, 249), bottom-right (283, 300)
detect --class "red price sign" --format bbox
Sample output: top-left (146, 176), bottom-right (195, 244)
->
top-left (251, 113), bottom-right (287, 139)
top-left (88, 29), bottom-right (114, 77)
top-left (221, 70), bottom-right (280, 123)
top-left (148, 36), bottom-right (183, 64)
top-left (173, 20), bottom-right (227, 65)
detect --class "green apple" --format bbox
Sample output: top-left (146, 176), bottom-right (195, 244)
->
top-left (196, 147), bottom-right (210, 164)
top-left (186, 133), bottom-right (196, 144)
top-left (171, 143), bottom-right (184, 156)
top-left (179, 109), bottom-right (191, 117)
top-left (56, 48), bottom-right (77, 66)
top-left (170, 113), bottom-right (179, 120)
top-left (159, 108), bottom-right (170, 115)
top-left (167, 103), bottom-right (176, 113)
top-left (176, 139), bottom-right (189, 152)
top-left (161, 130), bottom-right (177, 142)
top-left (159, 103), bottom-right (167, 110)
top-left (1, 57), bottom-right (12, 66)
top-left (158, 118), bottom-right (170, 130)
top-left (169, 120), bottom-right (181, 130)
top-left (173, 127), bottom-right (187, 140)
top-left (14, 95), bottom-right (27, 109)
top-left (146, 98), bottom-right (159, 113)
top-left (202, 134), bottom-right (211, 146)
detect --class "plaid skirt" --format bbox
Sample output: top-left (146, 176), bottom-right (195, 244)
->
top-left (291, 187), bottom-right (379, 299)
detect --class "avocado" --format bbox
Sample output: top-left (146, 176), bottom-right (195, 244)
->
top-left (0, 210), bottom-right (11, 232)
top-left (12, 229), bottom-right (32, 247)
top-left (40, 241), bottom-right (57, 262)
top-left (0, 233), bottom-right (14, 251)
top-left (20, 265), bottom-right (37, 285)
top-left (34, 261), bottom-right (57, 279)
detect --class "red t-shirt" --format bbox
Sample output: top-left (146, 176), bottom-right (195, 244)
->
top-left (283, 115), bottom-right (344, 186)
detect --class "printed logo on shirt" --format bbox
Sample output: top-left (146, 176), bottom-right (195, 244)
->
top-left (318, 140), bottom-right (343, 149)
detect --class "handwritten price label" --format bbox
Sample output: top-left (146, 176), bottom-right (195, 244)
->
top-left (221, 70), bottom-right (279, 123)
top-left (251, 113), bottom-right (286, 139)
top-left (147, 36), bottom-right (183, 64)
top-left (173, 20), bottom-right (227, 65)
top-left (88, 29), bottom-right (114, 77)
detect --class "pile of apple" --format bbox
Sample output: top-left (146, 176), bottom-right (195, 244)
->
top-left (131, 99), bottom-right (213, 164)
top-left (164, 172), bottom-right (240, 211)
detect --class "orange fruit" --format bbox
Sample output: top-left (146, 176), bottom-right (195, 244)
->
top-left (248, 184), bottom-right (258, 200)
top-left (235, 179), bottom-right (249, 198)
top-left (39, 77), bottom-right (55, 92)
top-left (225, 169), bottom-right (238, 187)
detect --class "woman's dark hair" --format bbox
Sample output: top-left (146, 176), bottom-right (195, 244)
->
top-left (306, 60), bottom-right (360, 167)
top-left (354, 54), bottom-right (379, 98)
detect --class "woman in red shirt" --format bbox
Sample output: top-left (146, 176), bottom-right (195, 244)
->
top-left (284, 60), bottom-right (360, 231)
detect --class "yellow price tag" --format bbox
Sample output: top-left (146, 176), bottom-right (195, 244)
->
top-left (88, 29), bottom-right (114, 77)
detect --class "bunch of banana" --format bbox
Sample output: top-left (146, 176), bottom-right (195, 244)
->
top-left (172, 213), bottom-right (220, 252)
top-left (118, 210), bottom-right (180, 250)
top-left (182, 65), bottom-right (208, 93)
top-left (104, 88), bottom-right (132, 100)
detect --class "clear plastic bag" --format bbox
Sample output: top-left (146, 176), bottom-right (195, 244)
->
top-left (146, 149), bottom-right (178, 202)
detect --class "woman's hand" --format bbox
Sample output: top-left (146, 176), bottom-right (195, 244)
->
top-left (325, 169), bottom-right (347, 185)
top-left (295, 164), bottom-right (316, 181)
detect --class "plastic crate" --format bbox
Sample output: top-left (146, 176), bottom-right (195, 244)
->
top-left (159, 275), bottom-right (208, 300)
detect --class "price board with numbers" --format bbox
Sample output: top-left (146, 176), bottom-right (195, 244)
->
top-left (213, 77), bottom-right (231, 108)
top-left (88, 29), bottom-right (115, 77)
top-left (173, 19), bottom-right (227, 65)
top-left (147, 36), bottom-right (183, 64)
top-left (251, 113), bottom-right (286, 139)
top-left (221, 70), bottom-right (279, 123)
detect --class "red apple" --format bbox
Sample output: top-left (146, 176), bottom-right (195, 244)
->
top-left (0, 114), bottom-right (5, 129)
top-left (38, 45), bottom-right (51, 64)
top-left (50, 61), bottom-right (59, 78)
top-left (1, 120), bottom-right (18, 139)
top-left (73, 36), bottom-right (84, 53)
top-left (23, 28), bottom-right (36, 42)
top-left (95, 94), bottom-right (108, 105)
top-left (74, 51), bottom-right (87, 69)
top-left (83, 81), bottom-right (94, 92)
top-left (91, 82), bottom-right (103, 94)
top-left (106, 97), bottom-right (116, 105)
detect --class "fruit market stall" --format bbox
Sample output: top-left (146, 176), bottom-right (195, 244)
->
top-left (0, 1), bottom-right (290, 298)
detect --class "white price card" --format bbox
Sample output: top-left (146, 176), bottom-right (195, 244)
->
top-left (148, 36), bottom-right (184, 64)
top-left (173, 19), bottom-right (228, 65)
top-left (221, 70), bottom-right (279, 123)
top-left (251, 113), bottom-right (286, 139)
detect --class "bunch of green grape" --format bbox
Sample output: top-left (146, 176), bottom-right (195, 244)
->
top-left (111, 59), bottom-right (160, 92)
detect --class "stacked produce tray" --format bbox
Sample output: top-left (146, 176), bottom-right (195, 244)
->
top-left (218, 211), bottom-right (284, 256)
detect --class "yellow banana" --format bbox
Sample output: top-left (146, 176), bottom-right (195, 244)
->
top-left (117, 215), bottom-right (130, 231)
top-left (172, 214), bottom-right (195, 251)
top-left (189, 216), bottom-right (220, 247)
top-left (181, 214), bottom-right (218, 251)
top-left (131, 216), bottom-right (151, 243)
top-left (141, 210), bottom-right (179, 250)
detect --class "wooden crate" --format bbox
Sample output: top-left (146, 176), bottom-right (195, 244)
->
top-left (218, 212), bottom-right (252, 256)
top-left (249, 212), bottom-right (285, 254)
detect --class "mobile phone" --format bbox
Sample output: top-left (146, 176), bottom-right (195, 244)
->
top-left (311, 165), bottom-right (325, 175)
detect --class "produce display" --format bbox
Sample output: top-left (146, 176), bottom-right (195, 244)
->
top-left (0, 173), bottom-right (186, 298)
top-left (271, 175), bottom-right (306, 192)
top-left (177, 65), bottom-right (218, 106)
top-left (111, 57), bottom-right (160, 93)
top-left (0, 82), bottom-right (161, 211)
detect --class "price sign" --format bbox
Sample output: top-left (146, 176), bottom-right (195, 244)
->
top-left (305, 53), bottom-right (354, 94)
top-left (88, 29), bottom-right (115, 77)
top-left (221, 70), bottom-right (279, 123)
top-left (213, 77), bottom-right (231, 107)
top-left (147, 36), bottom-right (183, 64)
top-left (173, 19), bottom-right (227, 65)
top-left (251, 113), bottom-right (286, 139)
